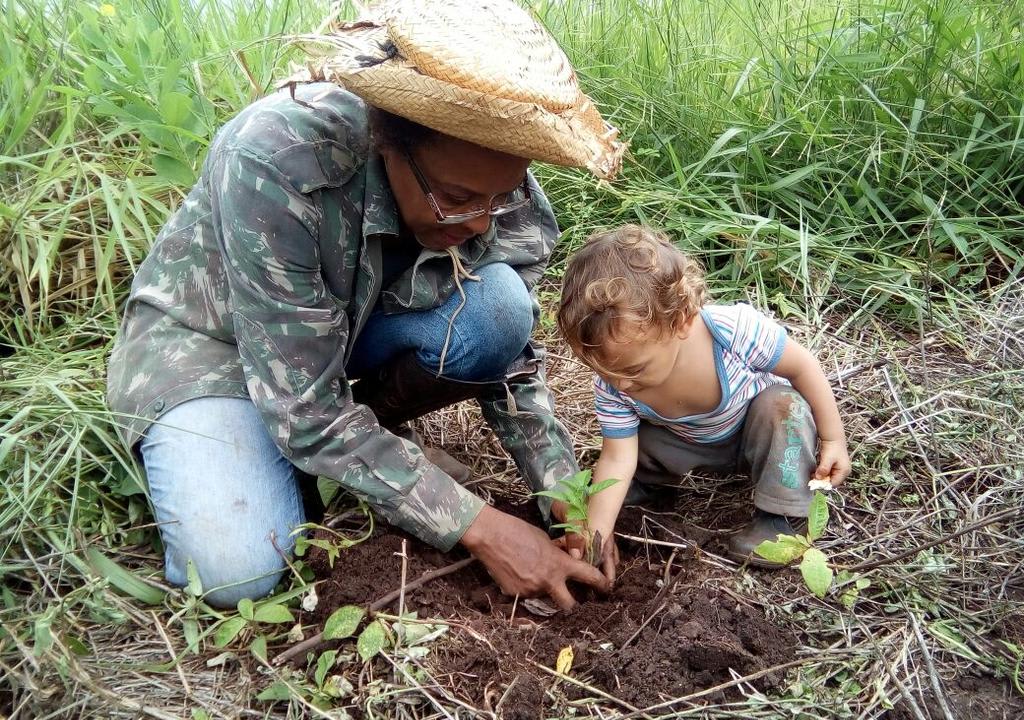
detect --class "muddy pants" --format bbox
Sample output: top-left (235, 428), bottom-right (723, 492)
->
top-left (633, 385), bottom-right (816, 516)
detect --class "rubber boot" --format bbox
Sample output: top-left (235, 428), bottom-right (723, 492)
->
top-left (351, 350), bottom-right (539, 480)
top-left (727, 510), bottom-right (807, 568)
top-left (393, 425), bottom-right (471, 484)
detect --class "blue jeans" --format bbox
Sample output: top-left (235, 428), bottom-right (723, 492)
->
top-left (140, 262), bottom-right (532, 607)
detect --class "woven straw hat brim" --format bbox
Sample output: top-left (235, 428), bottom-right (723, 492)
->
top-left (290, 2), bottom-right (625, 179)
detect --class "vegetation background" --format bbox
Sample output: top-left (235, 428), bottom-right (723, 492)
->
top-left (1, 0), bottom-right (1021, 716)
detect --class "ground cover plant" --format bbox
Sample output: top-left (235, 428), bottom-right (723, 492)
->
top-left (2, 0), bottom-right (1022, 717)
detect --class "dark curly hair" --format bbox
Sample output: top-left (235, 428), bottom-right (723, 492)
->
top-left (367, 106), bottom-right (440, 151)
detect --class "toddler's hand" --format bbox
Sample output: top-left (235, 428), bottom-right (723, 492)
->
top-left (815, 439), bottom-right (851, 487)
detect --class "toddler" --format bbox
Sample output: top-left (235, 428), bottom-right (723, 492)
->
top-left (556, 225), bottom-right (850, 578)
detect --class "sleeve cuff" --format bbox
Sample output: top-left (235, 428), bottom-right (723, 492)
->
top-left (387, 463), bottom-right (486, 551)
top-left (600, 426), bottom-right (639, 439)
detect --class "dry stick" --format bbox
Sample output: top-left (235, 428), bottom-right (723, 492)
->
top-left (397, 539), bottom-right (408, 620)
top-left (886, 664), bottom-right (929, 720)
top-left (273, 556), bottom-right (476, 666)
top-left (530, 660), bottom-right (643, 716)
top-left (380, 651), bottom-right (458, 720)
top-left (149, 610), bottom-right (191, 698)
top-left (909, 613), bottom-right (956, 720)
top-left (844, 506), bottom-right (1018, 574)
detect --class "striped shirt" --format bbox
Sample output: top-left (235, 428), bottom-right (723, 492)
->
top-left (594, 303), bottom-right (788, 443)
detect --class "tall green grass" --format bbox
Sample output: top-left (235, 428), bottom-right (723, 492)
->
top-left (2, 0), bottom-right (1021, 344)
top-left (537, 0), bottom-right (1023, 325)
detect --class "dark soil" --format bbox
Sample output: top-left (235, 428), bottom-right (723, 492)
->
top-left (305, 498), bottom-right (797, 716)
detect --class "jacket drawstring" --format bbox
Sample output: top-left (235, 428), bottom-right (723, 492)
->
top-left (436, 247), bottom-right (480, 377)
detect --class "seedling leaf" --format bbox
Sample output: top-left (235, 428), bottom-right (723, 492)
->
top-left (806, 491), bottom-right (829, 542)
top-left (186, 559), bottom-right (203, 597)
top-left (754, 534), bottom-right (808, 564)
top-left (213, 616), bottom-right (247, 647)
top-left (800, 548), bottom-right (833, 598)
top-left (357, 619), bottom-right (388, 662)
top-left (323, 605), bottom-right (365, 640)
top-left (250, 634), bottom-right (268, 662)
top-left (237, 598), bottom-right (254, 621)
top-left (315, 649), bottom-right (338, 688)
top-left (253, 603), bottom-right (294, 624)
top-left (256, 680), bottom-right (293, 701)
top-left (589, 478), bottom-right (620, 495)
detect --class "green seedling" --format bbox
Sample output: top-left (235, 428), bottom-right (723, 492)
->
top-left (754, 491), bottom-right (836, 598)
top-left (534, 469), bottom-right (620, 565)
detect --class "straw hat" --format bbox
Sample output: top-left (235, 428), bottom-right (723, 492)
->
top-left (288, 0), bottom-right (626, 179)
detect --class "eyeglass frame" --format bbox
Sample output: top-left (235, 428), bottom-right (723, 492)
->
top-left (402, 146), bottom-right (532, 226)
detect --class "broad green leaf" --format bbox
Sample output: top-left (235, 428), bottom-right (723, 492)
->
top-left (33, 615), bottom-right (54, 655)
top-left (213, 617), bottom-right (247, 648)
top-left (153, 153), bottom-right (195, 186)
top-left (66, 635), bottom-right (90, 656)
top-left (86, 547), bottom-right (166, 605)
top-left (357, 620), bottom-right (388, 662)
top-left (237, 598), bottom-right (255, 621)
top-left (253, 604), bottom-right (294, 624)
top-left (753, 534), bottom-right (808, 564)
top-left (250, 634), bottom-right (268, 662)
top-left (799, 548), bottom-right (833, 598)
top-left (256, 680), bottom-right (293, 701)
top-left (315, 649), bottom-right (337, 688)
top-left (183, 618), bottom-right (200, 654)
top-left (185, 559), bottom-right (203, 597)
top-left (806, 492), bottom-right (829, 542)
top-left (323, 605), bottom-right (365, 640)
top-left (401, 622), bottom-right (448, 646)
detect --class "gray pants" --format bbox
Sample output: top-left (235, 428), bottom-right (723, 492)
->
top-left (634, 384), bottom-right (816, 516)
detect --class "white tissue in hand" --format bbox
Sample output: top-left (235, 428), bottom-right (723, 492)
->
top-left (808, 479), bottom-right (833, 492)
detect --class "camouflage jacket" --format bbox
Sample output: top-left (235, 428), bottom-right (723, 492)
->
top-left (106, 83), bottom-right (579, 550)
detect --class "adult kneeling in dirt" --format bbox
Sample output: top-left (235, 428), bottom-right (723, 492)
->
top-left (106, 0), bottom-right (623, 610)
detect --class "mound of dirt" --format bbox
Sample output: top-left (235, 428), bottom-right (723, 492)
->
top-left (305, 502), bottom-right (797, 715)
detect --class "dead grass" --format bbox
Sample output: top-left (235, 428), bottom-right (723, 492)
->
top-left (2, 281), bottom-right (1023, 719)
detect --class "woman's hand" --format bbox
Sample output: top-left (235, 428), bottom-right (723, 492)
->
top-left (556, 523), bottom-right (621, 583)
top-left (815, 439), bottom-right (851, 487)
top-left (460, 504), bottom-right (610, 610)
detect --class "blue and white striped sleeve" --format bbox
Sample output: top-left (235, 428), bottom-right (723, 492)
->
top-left (593, 376), bottom-right (640, 438)
top-left (730, 303), bottom-right (788, 371)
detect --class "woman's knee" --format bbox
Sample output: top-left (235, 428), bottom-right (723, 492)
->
top-left (140, 397), bottom-right (305, 607)
top-left (431, 263), bottom-right (534, 380)
top-left (166, 534), bottom-right (291, 608)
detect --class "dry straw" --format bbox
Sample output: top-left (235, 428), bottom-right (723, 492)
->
top-left (285, 0), bottom-right (626, 179)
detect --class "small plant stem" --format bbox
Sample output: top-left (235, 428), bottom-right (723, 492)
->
top-left (273, 556), bottom-right (476, 666)
top-left (397, 539), bottom-right (408, 621)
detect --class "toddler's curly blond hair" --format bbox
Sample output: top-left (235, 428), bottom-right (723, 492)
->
top-left (557, 224), bottom-right (707, 377)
